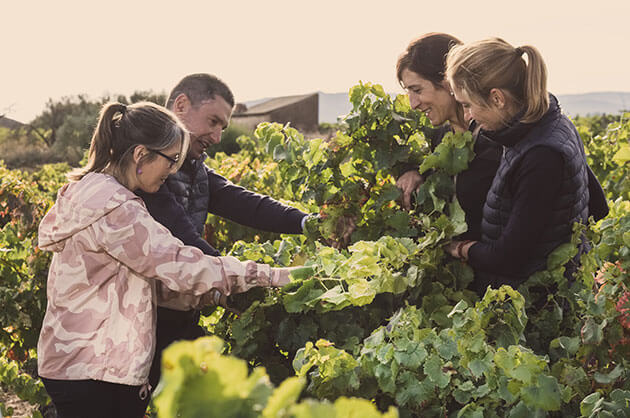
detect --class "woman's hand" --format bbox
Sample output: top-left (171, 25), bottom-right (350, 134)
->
top-left (396, 170), bottom-right (424, 210)
top-left (271, 265), bottom-right (318, 287)
top-left (444, 241), bottom-right (460, 258)
top-left (445, 240), bottom-right (476, 261)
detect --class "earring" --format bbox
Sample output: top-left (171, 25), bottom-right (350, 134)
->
top-left (137, 168), bottom-right (142, 174)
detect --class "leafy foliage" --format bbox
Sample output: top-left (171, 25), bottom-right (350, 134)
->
top-left (294, 289), bottom-right (566, 417)
top-left (580, 112), bottom-right (630, 201)
top-left (0, 163), bottom-right (66, 413)
top-left (153, 336), bottom-right (398, 418)
top-left (0, 84), bottom-right (629, 417)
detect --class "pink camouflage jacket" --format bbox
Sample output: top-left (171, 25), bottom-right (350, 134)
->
top-left (37, 172), bottom-right (290, 386)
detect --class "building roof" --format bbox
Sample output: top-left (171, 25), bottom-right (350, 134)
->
top-left (0, 115), bottom-right (25, 130)
top-left (234, 93), bottom-right (317, 116)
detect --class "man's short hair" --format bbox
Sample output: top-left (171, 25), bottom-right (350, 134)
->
top-left (166, 73), bottom-right (235, 110)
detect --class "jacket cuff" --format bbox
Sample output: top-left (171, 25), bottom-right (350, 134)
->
top-left (271, 268), bottom-right (291, 287)
top-left (301, 214), bottom-right (319, 232)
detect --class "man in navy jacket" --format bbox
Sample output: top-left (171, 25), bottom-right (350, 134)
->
top-left (137, 73), bottom-right (309, 391)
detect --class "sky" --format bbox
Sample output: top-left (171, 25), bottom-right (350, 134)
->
top-left (2, 0), bottom-right (630, 123)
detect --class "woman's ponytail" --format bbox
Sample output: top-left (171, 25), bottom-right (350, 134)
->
top-left (519, 45), bottom-right (549, 123)
top-left (67, 103), bottom-right (127, 181)
top-left (67, 101), bottom-right (188, 184)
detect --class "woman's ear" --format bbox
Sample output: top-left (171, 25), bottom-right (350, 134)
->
top-left (489, 88), bottom-right (507, 109)
top-left (132, 145), bottom-right (148, 164)
top-left (440, 80), bottom-right (454, 95)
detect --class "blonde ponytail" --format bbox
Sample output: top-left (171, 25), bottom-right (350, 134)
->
top-left (519, 45), bottom-right (549, 123)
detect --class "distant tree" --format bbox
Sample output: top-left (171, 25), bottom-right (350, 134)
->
top-left (28, 95), bottom-right (101, 147)
top-left (116, 90), bottom-right (167, 106)
top-left (23, 90), bottom-right (167, 166)
top-left (51, 100), bottom-right (103, 164)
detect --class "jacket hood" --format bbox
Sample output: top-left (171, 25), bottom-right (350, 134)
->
top-left (38, 172), bottom-right (140, 252)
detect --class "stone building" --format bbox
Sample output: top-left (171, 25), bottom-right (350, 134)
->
top-left (231, 93), bottom-right (318, 132)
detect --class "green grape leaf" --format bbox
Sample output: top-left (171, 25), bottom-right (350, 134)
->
top-left (262, 377), bottom-right (305, 418)
top-left (393, 342), bottom-right (428, 369)
top-left (396, 372), bottom-right (435, 407)
top-left (546, 242), bottom-right (577, 270)
top-left (612, 142), bottom-right (630, 165)
top-left (581, 317), bottom-right (606, 344)
top-left (282, 278), bottom-right (325, 313)
top-left (424, 354), bottom-right (451, 389)
top-left (333, 397), bottom-right (399, 418)
top-left (348, 280), bottom-right (377, 306)
top-left (593, 364), bottom-right (624, 385)
top-left (468, 355), bottom-right (493, 379)
top-left (520, 375), bottom-right (562, 411)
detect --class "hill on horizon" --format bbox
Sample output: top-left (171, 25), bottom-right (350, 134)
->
top-left (554, 92), bottom-right (630, 117)
top-left (247, 91), bottom-right (630, 125)
top-left (3, 92), bottom-right (627, 128)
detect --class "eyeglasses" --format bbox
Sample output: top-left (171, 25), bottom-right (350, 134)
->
top-left (151, 150), bottom-right (179, 168)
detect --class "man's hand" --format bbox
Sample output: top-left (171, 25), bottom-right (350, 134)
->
top-left (331, 215), bottom-right (356, 249)
top-left (396, 170), bottom-right (424, 210)
top-left (200, 288), bottom-right (228, 307)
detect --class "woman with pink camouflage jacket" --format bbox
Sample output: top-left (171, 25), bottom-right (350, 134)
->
top-left (37, 101), bottom-right (294, 418)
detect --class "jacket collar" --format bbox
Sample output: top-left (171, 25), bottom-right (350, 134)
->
top-left (183, 152), bottom-right (208, 173)
top-left (481, 94), bottom-right (560, 148)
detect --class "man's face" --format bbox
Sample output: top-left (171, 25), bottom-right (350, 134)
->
top-left (178, 95), bottom-right (232, 160)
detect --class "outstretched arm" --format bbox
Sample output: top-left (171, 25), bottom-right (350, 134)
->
top-left (94, 200), bottom-right (292, 309)
top-left (206, 167), bottom-right (307, 234)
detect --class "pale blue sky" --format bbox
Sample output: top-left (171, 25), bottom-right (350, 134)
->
top-left (2, 0), bottom-right (629, 122)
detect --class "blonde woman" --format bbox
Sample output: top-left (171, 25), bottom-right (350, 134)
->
top-left (444, 38), bottom-right (607, 294)
top-left (37, 102), bottom-right (294, 417)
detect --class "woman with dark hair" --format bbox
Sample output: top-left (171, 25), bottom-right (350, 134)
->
top-left (37, 101), bottom-right (295, 417)
top-left (396, 33), bottom-right (502, 241)
top-left (444, 38), bottom-right (608, 292)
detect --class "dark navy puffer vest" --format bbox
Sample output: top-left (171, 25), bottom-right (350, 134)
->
top-left (480, 96), bottom-right (589, 280)
top-left (163, 156), bottom-right (210, 236)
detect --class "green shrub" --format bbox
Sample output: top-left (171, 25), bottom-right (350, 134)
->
top-left (205, 124), bottom-right (253, 158)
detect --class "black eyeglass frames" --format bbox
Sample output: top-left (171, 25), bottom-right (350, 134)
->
top-left (151, 150), bottom-right (179, 168)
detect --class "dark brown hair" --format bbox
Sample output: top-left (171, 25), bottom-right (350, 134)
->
top-left (396, 33), bottom-right (462, 88)
top-left (166, 73), bottom-right (235, 110)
